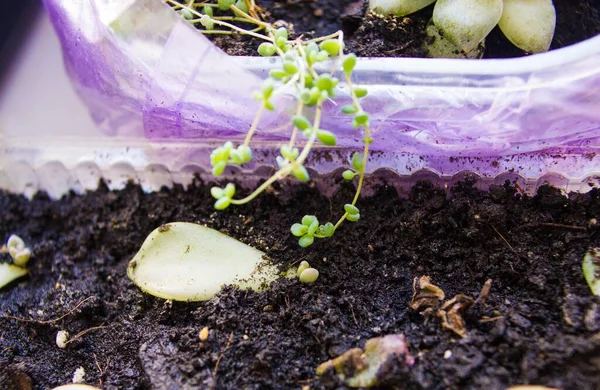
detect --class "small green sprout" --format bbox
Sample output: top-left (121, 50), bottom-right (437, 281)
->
top-left (291, 216), bottom-right (335, 247)
top-left (1, 234), bottom-right (32, 290)
top-left (169, 0), bottom-right (372, 248)
top-left (583, 248), bottom-right (600, 296)
top-left (210, 183), bottom-right (236, 210)
top-left (296, 260), bottom-right (319, 283)
top-left (297, 260), bottom-right (310, 276)
top-left (7, 234), bottom-right (31, 267)
top-left (299, 267), bottom-right (319, 284)
top-left (370, 0), bottom-right (556, 55)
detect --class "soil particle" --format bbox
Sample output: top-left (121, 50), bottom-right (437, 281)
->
top-left (1, 177), bottom-right (600, 389)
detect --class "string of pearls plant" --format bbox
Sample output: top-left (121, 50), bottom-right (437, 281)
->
top-left (167, 0), bottom-right (372, 248)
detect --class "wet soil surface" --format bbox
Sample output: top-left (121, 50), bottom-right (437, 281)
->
top-left (1, 178), bottom-right (600, 389)
top-left (180, 0), bottom-right (600, 58)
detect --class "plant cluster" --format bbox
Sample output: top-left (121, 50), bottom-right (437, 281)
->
top-left (296, 260), bottom-right (319, 284)
top-left (168, 0), bottom-right (372, 247)
top-left (0, 234), bottom-right (32, 290)
top-left (370, 0), bottom-right (556, 56)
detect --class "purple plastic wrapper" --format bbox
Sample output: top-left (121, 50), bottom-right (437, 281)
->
top-left (2, 0), bottom-right (600, 198)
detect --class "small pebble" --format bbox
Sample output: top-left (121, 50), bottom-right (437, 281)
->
top-left (72, 366), bottom-right (85, 383)
top-left (444, 350), bottom-right (452, 359)
top-left (199, 327), bottom-right (209, 341)
top-left (56, 330), bottom-right (69, 349)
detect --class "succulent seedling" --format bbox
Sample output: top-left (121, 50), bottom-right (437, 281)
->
top-left (296, 260), bottom-right (319, 283)
top-left (0, 235), bottom-right (32, 290)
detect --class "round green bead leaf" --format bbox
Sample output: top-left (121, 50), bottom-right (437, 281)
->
top-left (344, 204), bottom-right (360, 215)
top-left (283, 61), bottom-right (298, 75)
top-left (210, 187), bottom-right (224, 199)
top-left (343, 53), bottom-right (357, 74)
top-left (181, 9), bottom-right (193, 20)
top-left (292, 115), bottom-right (312, 130)
top-left (315, 51), bottom-right (329, 62)
top-left (320, 222), bottom-right (335, 237)
top-left (217, 0), bottom-right (235, 10)
top-left (341, 105), bottom-right (358, 114)
top-left (299, 268), bottom-right (319, 283)
top-left (214, 197), bottom-right (232, 210)
top-left (319, 39), bottom-right (342, 56)
top-left (234, 0), bottom-right (249, 13)
top-left (291, 223), bottom-right (308, 237)
top-left (342, 170), bottom-right (356, 181)
top-left (307, 219), bottom-right (319, 236)
top-left (354, 88), bottom-right (368, 98)
top-left (224, 183), bottom-right (236, 198)
top-left (352, 152), bottom-right (364, 171)
top-left (298, 234), bottom-right (315, 248)
top-left (346, 213), bottom-right (360, 222)
top-left (297, 260), bottom-right (310, 276)
top-left (317, 130), bottom-right (337, 146)
top-left (274, 27), bottom-right (288, 41)
top-left (203, 5), bottom-right (213, 17)
top-left (238, 145), bottom-right (252, 163)
top-left (212, 161), bottom-right (227, 176)
top-left (258, 42), bottom-right (276, 56)
top-left (293, 165), bottom-right (310, 182)
top-left (302, 215), bottom-right (318, 226)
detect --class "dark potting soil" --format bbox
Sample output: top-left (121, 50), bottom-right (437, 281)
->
top-left (1, 177), bottom-right (600, 389)
top-left (184, 0), bottom-right (600, 58)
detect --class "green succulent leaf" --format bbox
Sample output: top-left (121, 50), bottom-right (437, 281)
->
top-left (346, 213), bottom-right (360, 222)
top-left (354, 88), bottom-right (368, 98)
top-left (316, 130), bottom-right (337, 146)
top-left (269, 69), bottom-right (287, 80)
top-left (203, 5), bottom-right (213, 18)
top-left (274, 27), bottom-right (288, 41)
top-left (210, 187), bottom-right (224, 199)
top-left (341, 105), bottom-right (358, 114)
top-left (342, 170), bottom-right (356, 181)
top-left (342, 53), bottom-right (357, 74)
top-left (354, 111), bottom-right (370, 127)
top-left (237, 145), bottom-right (252, 163)
top-left (293, 165), bottom-right (311, 182)
top-left (433, 0), bottom-right (503, 54)
top-left (319, 39), bottom-right (343, 56)
top-left (369, 0), bottom-right (436, 17)
top-left (212, 161), bottom-right (227, 176)
top-left (291, 223), bottom-right (309, 237)
top-left (281, 145), bottom-right (300, 161)
top-left (181, 9), bottom-right (193, 20)
top-left (214, 197), bottom-right (232, 210)
top-left (224, 183), bottom-right (236, 198)
top-left (302, 215), bottom-right (318, 226)
top-left (498, 0), bottom-right (556, 54)
top-left (217, 0), bottom-right (235, 10)
top-left (315, 51), bottom-right (330, 62)
top-left (292, 115), bottom-right (312, 130)
top-left (283, 61), bottom-right (299, 74)
top-left (352, 152), bottom-right (364, 171)
top-left (299, 234), bottom-right (315, 248)
top-left (344, 204), bottom-right (360, 215)
top-left (319, 222), bottom-right (335, 237)
top-left (234, 0), bottom-right (249, 13)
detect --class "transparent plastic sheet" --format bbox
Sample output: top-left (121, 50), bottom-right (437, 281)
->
top-left (2, 0), bottom-right (600, 198)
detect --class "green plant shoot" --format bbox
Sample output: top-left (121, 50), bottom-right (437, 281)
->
top-left (167, 0), bottom-right (372, 248)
